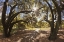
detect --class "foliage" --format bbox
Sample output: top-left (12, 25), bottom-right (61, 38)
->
top-left (1, 0), bottom-right (32, 37)
top-left (43, 0), bottom-right (64, 40)
top-left (0, 0), bottom-right (64, 40)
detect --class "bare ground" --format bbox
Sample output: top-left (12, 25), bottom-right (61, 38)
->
top-left (0, 29), bottom-right (64, 42)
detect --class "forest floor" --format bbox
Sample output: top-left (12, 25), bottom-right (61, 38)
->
top-left (0, 28), bottom-right (64, 42)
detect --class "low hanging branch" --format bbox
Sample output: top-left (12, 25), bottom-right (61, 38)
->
top-left (9, 3), bottom-right (23, 17)
top-left (6, 10), bottom-right (32, 27)
top-left (11, 20), bottom-right (28, 25)
top-left (7, 3), bottom-right (24, 25)
top-left (10, 11), bottom-right (32, 22)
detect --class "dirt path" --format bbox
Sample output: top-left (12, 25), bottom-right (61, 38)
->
top-left (0, 29), bottom-right (64, 42)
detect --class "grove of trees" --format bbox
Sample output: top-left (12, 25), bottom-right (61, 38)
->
top-left (0, 0), bottom-right (64, 41)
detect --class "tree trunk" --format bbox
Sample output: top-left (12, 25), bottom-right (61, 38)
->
top-left (48, 28), bottom-right (57, 40)
top-left (7, 25), bottom-right (13, 37)
top-left (48, 20), bottom-right (57, 40)
top-left (3, 27), bottom-right (8, 37)
top-left (3, 26), bottom-right (8, 37)
top-left (49, 22), bottom-right (59, 40)
top-left (3, 25), bottom-right (13, 37)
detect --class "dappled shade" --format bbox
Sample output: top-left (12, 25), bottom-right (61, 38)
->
top-left (0, 0), bottom-right (64, 42)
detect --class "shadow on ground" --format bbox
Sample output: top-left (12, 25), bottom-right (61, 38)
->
top-left (0, 28), bottom-right (64, 42)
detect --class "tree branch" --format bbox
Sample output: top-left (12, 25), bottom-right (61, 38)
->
top-left (9, 4), bottom-right (17, 16)
top-left (9, 3), bottom-right (23, 17)
top-left (46, 1), bottom-right (54, 22)
top-left (11, 20), bottom-right (27, 25)
top-left (7, 10), bottom-right (32, 26)
top-left (11, 10), bottom-right (32, 21)
top-left (52, 0), bottom-right (61, 24)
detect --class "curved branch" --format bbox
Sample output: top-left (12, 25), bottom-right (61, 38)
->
top-left (46, 1), bottom-right (54, 21)
top-left (9, 4), bottom-right (17, 17)
top-left (10, 10), bottom-right (32, 21)
top-left (7, 4), bottom-right (18, 26)
top-left (7, 11), bottom-right (32, 27)
top-left (52, 0), bottom-right (61, 11)
top-left (11, 20), bottom-right (27, 25)
top-left (45, 1), bottom-right (54, 28)
top-left (52, 0), bottom-right (61, 24)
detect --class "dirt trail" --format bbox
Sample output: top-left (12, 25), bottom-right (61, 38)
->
top-left (0, 29), bottom-right (64, 42)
